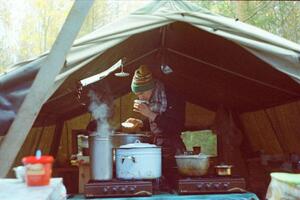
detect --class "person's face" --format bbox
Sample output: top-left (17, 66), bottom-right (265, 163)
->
top-left (135, 89), bottom-right (153, 101)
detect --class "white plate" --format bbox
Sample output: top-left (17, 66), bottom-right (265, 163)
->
top-left (121, 122), bottom-right (134, 128)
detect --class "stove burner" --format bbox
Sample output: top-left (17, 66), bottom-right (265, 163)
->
top-left (84, 179), bottom-right (153, 198)
top-left (177, 176), bottom-right (246, 194)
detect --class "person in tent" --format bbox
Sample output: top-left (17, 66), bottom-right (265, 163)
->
top-left (125, 64), bottom-right (186, 154)
top-left (124, 65), bottom-right (186, 188)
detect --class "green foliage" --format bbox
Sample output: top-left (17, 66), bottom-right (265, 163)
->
top-left (189, 1), bottom-right (236, 18)
top-left (181, 130), bottom-right (217, 156)
top-left (78, 1), bottom-right (107, 38)
top-left (189, 1), bottom-right (300, 43)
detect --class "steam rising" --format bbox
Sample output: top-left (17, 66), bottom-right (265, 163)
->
top-left (88, 90), bottom-right (111, 137)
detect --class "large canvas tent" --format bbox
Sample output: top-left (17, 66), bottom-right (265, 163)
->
top-left (1, 0), bottom-right (300, 132)
top-left (1, 0), bottom-right (300, 193)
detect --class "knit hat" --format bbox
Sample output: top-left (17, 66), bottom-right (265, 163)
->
top-left (131, 65), bottom-right (155, 93)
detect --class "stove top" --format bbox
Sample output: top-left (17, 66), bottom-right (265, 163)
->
top-left (84, 176), bottom-right (246, 197)
top-left (84, 179), bottom-right (153, 198)
top-left (177, 176), bottom-right (246, 194)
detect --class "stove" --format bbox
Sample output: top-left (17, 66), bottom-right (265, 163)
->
top-left (84, 179), bottom-right (153, 198)
top-left (177, 176), bottom-right (246, 194)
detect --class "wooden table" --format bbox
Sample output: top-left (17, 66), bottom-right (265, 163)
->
top-left (71, 155), bottom-right (90, 193)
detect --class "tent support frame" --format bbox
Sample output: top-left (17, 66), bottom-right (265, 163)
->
top-left (160, 26), bottom-right (167, 67)
top-left (167, 48), bottom-right (300, 97)
top-left (49, 119), bottom-right (65, 158)
top-left (42, 48), bottom-right (160, 108)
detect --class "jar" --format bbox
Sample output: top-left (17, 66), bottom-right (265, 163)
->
top-left (22, 156), bottom-right (54, 186)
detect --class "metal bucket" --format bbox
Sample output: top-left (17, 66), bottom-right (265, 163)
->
top-left (89, 135), bottom-right (112, 180)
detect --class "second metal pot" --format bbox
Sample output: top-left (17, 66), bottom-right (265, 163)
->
top-left (112, 132), bottom-right (153, 148)
top-left (86, 130), bottom-right (153, 148)
top-left (175, 154), bottom-right (210, 176)
top-left (116, 141), bottom-right (161, 180)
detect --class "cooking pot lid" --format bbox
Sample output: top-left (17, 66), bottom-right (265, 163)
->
top-left (119, 140), bottom-right (157, 148)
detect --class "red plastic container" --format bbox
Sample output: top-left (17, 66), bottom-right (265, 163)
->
top-left (22, 155), bottom-right (54, 186)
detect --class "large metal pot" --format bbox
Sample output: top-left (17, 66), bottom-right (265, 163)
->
top-left (175, 154), bottom-right (210, 176)
top-left (87, 131), bottom-right (153, 180)
top-left (116, 141), bottom-right (161, 180)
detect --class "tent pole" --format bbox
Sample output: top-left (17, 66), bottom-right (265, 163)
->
top-left (49, 120), bottom-right (65, 158)
top-left (0, 0), bottom-right (94, 177)
top-left (167, 48), bottom-right (300, 97)
top-left (160, 26), bottom-right (167, 66)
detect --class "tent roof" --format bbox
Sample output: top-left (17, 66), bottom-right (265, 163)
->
top-left (1, 0), bottom-right (300, 130)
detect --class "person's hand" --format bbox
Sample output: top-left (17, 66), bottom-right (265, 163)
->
top-left (133, 103), bottom-right (157, 121)
top-left (121, 118), bottom-right (143, 132)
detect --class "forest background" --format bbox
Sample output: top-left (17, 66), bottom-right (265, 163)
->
top-left (0, 0), bottom-right (299, 73)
